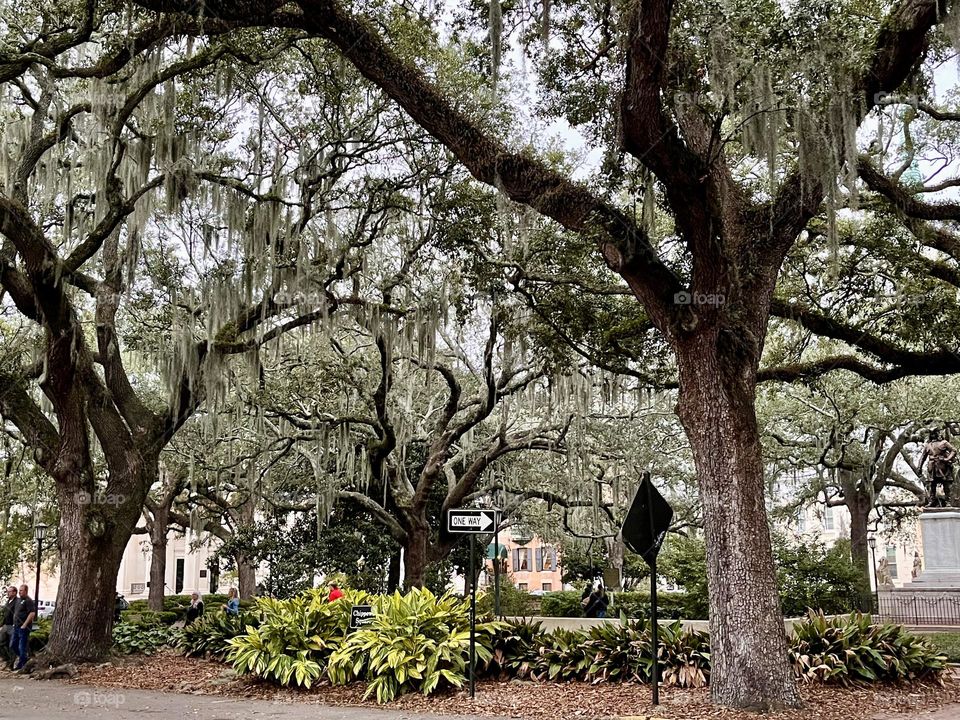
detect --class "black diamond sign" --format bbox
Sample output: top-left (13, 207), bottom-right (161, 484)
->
top-left (621, 472), bottom-right (673, 566)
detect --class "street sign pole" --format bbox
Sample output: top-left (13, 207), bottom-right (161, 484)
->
top-left (493, 522), bottom-right (501, 617)
top-left (646, 477), bottom-right (660, 706)
top-left (619, 471), bottom-right (673, 709)
top-left (650, 555), bottom-right (660, 705)
top-left (469, 532), bottom-right (477, 699)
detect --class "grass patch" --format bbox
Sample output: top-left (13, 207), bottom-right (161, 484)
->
top-left (922, 632), bottom-right (960, 662)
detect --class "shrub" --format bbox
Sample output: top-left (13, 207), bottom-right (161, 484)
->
top-left (610, 590), bottom-right (688, 620)
top-left (496, 617), bottom-right (710, 687)
top-left (776, 539), bottom-right (863, 616)
top-left (328, 588), bottom-right (504, 703)
top-left (179, 610), bottom-right (258, 659)
top-left (483, 620), bottom-right (546, 679)
top-left (538, 589), bottom-right (689, 619)
top-left (112, 622), bottom-right (177, 655)
top-left (790, 611), bottom-right (947, 684)
top-left (28, 617), bottom-right (51, 652)
top-left (228, 588), bottom-right (365, 689)
top-left (120, 610), bottom-right (178, 626)
top-left (477, 582), bottom-right (538, 617)
top-left (539, 591), bottom-right (584, 617)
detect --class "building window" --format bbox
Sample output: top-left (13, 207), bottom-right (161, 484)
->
top-left (886, 546), bottom-right (899, 579)
top-left (535, 547), bottom-right (558, 572)
top-left (541, 582), bottom-right (552, 592)
top-left (513, 547), bottom-right (530, 572)
top-left (175, 558), bottom-right (185, 594)
top-left (823, 506), bottom-right (835, 531)
top-left (518, 583), bottom-right (528, 591)
top-left (199, 569), bottom-right (207, 579)
top-left (130, 582), bottom-right (145, 595)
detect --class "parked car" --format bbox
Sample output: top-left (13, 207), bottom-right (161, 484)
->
top-left (37, 600), bottom-right (56, 618)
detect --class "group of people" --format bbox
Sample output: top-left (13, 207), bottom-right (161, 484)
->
top-left (1, 585), bottom-right (36, 672)
top-left (182, 587), bottom-right (240, 624)
top-left (580, 583), bottom-right (609, 618)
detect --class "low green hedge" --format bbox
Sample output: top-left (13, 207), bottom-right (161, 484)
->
top-left (539, 590), bottom-right (688, 619)
top-left (120, 610), bottom-right (179, 626)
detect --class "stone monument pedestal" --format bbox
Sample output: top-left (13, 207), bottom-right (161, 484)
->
top-left (883, 509), bottom-right (960, 625)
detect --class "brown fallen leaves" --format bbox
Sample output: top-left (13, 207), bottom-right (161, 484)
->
top-left (64, 650), bottom-right (960, 720)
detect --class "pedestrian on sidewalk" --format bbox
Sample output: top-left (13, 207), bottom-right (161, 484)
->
top-left (1, 586), bottom-right (17, 669)
top-left (12, 584), bottom-right (35, 671)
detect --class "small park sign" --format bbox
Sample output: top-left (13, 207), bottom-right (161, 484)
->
top-left (349, 604), bottom-right (375, 630)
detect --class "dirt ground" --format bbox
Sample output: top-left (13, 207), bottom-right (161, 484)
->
top-left (16, 649), bottom-right (955, 720)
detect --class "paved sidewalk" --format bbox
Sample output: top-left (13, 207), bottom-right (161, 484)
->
top-left (0, 677), bottom-right (511, 720)
top-left (873, 706), bottom-right (960, 720)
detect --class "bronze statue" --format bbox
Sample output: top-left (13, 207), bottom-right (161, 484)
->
top-left (919, 428), bottom-right (958, 507)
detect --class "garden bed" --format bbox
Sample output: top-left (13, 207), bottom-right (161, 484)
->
top-left (63, 649), bottom-right (960, 720)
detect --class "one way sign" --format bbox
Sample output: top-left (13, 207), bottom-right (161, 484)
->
top-left (447, 509), bottom-right (499, 534)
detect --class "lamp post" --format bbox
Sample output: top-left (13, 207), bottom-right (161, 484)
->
top-left (34, 523), bottom-right (48, 606)
top-left (868, 536), bottom-right (879, 615)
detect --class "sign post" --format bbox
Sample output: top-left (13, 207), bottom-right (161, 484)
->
top-left (447, 508), bottom-right (499, 699)
top-left (349, 604), bottom-right (375, 630)
top-left (620, 472), bottom-right (673, 706)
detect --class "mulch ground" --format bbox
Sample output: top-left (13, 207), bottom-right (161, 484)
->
top-left (61, 649), bottom-right (960, 720)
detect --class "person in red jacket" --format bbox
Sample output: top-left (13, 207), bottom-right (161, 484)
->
top-left (327, 582), bottom-right (344, 602)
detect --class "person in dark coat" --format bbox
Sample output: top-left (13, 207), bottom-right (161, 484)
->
top-left (186, 592), bottom-right (204, 624)
top-left (585, 584), bottom-right (609, 619)
top-left (1, 586), bottom-right (17, 669)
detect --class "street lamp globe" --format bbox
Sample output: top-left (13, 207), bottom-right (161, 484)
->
top-left (35, 522), bottom-right (48, 542)
top-left (867, 536), bottom-right (877, 550)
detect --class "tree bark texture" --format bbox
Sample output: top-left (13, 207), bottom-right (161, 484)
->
top-left (676, 333), bottom-right (801, 710)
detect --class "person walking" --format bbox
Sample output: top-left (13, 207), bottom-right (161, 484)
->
top-left (585, 584), bottom-right (609, 619)
top-left (12, 584), bottom-right (36, 671)
top-left (221, 587), bottom-right (239, 615)
top-left (186, 592), bottom-right (204, 624)
top-left (580, 583), bottom-right (593, 616)
top-left (1, 586), bottom-right (17, 669)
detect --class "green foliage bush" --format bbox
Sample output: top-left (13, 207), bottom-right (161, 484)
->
top-left (483, 613), bottom-right (943, 689)
top-left (477, 581), bottom-right (538, 617)
top-left (112, 622), bottom-right (178, 655)
top-left (790, 611), bottom-right (947, 684)
top-left (179, 610), bottom-right (258, 659)
top-left (488, 617), bottom-right (710, 687)
top-left (776, 539), bottom-right (863, 616)
top-left (28, 617), bottom-right (51, 652)
top-left (539, 591), bottom-right (584, 617)
top-left (538, 590), bottom-right (687, 619)
top-left (227, 587), bottom-right (502, 702)
top-left (120, 610), bottom-right (179, 626)
top-left (328, 588), bottom-right (503, 702)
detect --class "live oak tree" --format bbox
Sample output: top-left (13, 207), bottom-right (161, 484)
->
top-left (114, 0), bottom-right (960, 709)
top-left (8, 0), bottom-right (960, 709)
top-left (0, 2), bottom-right (477, 661)
top-left (762, 375), bottom-right (960, 600)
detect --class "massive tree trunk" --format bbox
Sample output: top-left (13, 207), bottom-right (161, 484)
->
top-left (148, 505), bottom-right (169, 611)
top-left (676, 333), bottom-right (800, 711)
top-left (45, 474), bottom-right (150, 662)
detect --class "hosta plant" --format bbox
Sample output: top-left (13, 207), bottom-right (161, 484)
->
top-left (112, 622), bottom-right (177, 655)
